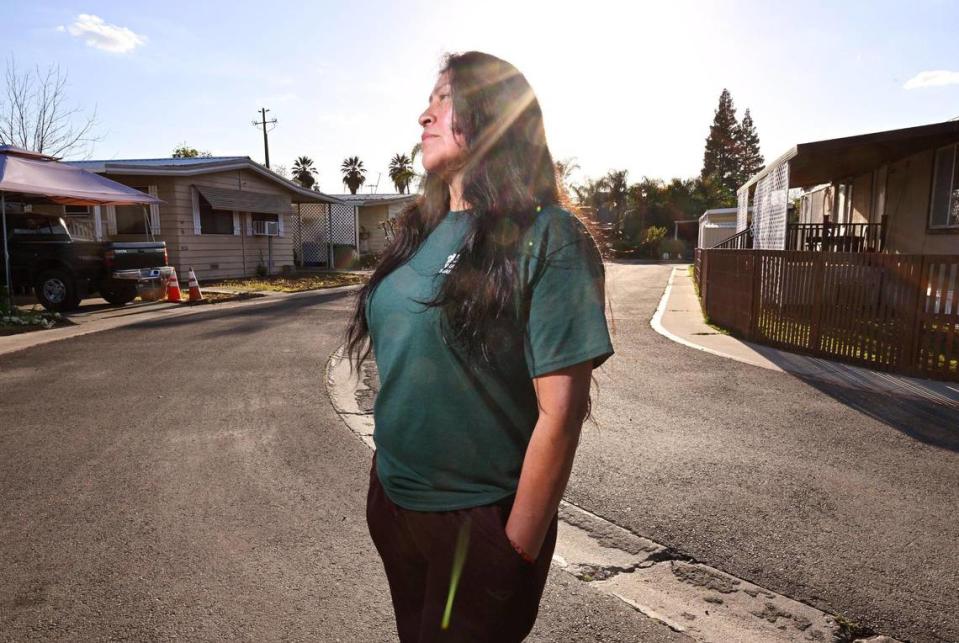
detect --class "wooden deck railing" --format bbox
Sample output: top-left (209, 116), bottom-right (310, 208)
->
top-left (711, 215), bottom-right (887, 254)
top-left (786, 215), bottom-right (886, 253)
top-left (698, 249), bottom-right (959, 381)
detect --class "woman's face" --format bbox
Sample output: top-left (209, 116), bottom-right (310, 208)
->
top-left (419, 72), bottom-right (467, 174)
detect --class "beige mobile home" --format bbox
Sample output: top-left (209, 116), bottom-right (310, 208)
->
top-left (54, 157), bottom-right (343, 280)
top-left (733, 118), bottom-right (959, 254)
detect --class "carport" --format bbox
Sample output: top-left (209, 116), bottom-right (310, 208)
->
top-left (0, 145), bottom-right (159, 310)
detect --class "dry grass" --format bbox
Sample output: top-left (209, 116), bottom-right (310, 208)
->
top-left (205, 272), bottom-right (367, 293)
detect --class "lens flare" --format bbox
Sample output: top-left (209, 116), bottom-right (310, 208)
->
top-left (441, 516), bottom-right (472, 630)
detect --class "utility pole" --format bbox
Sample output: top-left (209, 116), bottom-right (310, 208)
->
top-left (251, 108), bottom-right (277, 168)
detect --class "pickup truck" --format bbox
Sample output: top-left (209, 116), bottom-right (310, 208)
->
top-left (2, 213), bottom-right (172, 311)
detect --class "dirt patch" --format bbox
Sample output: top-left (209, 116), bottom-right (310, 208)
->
top-left (205, 272), bottom-right (366, 293)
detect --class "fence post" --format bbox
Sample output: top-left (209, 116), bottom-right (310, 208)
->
top-left (701, 250), bottom-right (710, 316)
top-left (900, 255), bottom-right (928, 375)
top-left (748, 251), bottom-right (762, 339)
top-left (809, 252), bottom-right (825, 352)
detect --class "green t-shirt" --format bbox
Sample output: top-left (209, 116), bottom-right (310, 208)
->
top-left (366, 205), bottom-right (613, 511)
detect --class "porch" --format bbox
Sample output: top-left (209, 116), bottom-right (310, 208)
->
top-left (697, 119), bottom-right (959, 382)
top-left (714, 216), bottom-right (887, 253)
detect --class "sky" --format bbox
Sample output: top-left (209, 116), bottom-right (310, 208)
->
top-left (4, 0), bottom-right (959, 195)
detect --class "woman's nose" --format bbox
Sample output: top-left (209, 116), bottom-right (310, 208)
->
top-left (419, 107), bottom-right (433, 127)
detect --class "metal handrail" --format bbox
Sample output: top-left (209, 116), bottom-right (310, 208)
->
top-left (712, 227), bottom-right (753, 249)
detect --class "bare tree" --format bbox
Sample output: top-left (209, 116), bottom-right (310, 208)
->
top-left (0, 58), bottom-right (100, 158)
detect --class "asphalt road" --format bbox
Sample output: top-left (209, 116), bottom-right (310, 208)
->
top-left (0, 289), bottom-right (685, 642)
top-left (566, 262), bottom-right (959, 643)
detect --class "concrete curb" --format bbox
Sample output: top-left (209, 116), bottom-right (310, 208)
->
top-left (650, 267), bottom-right (770, 367)
top-left (0, 284), bottom-right (364, 359)
top-left (324, 341), bottom-right (899, 642)
top-left (326, 345), bottom-right (376, 451)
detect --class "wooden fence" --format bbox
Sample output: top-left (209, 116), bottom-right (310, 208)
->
top-left (697, 249), bottom-right (959, 381)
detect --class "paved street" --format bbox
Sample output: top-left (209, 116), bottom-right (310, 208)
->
top-left (0, 289), bottom-right (684, 642)
top-left (568, 262), bottom-right (959, 643)
top-left (2, 265), bottom-right (957, 642)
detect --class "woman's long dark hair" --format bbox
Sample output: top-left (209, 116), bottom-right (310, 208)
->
top-left (345, 51), bottom-right (565, 371)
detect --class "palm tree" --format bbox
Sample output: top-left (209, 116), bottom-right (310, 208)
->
top-left (292, 156), bottom-right (317, 189)
top-left (341, 156), bottom-right (366, 194)
top-left (604, 170), bottom-right (629, 232)
top-left (408, 143), bottom-right (424, 191)
top-left (388, 153), bottom-right (415, 194)
top-left (555, 158), bottom-right (580, 192)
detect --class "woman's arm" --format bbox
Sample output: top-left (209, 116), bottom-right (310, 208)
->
top-left (504, 359), bottom-right (593, 560)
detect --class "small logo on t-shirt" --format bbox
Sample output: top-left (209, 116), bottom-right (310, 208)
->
top-left (439, 253), bottom-right (459, 275)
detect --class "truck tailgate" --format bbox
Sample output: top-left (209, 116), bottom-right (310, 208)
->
top-left (107, 242), bottom-right (167, 271)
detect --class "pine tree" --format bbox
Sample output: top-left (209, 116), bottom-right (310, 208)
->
top-left (701, 89), bottom-right (740, 195)
top-left (734, 109), bottom-right (764, 186)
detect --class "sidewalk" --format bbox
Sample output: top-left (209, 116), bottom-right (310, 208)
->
top-left (653, 266), bottom-right (959, 408)
top-left (0, 284), bottom-right (363, 358)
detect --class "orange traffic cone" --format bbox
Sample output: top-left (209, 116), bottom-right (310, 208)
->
top-left (187, 267), bottom-right (204, 303)
top-left (166, 268), bottom-right (182, 302)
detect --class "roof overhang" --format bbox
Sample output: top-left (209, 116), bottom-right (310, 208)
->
top-left (330, 194), bottom-right (418, 207)
top-left (69, 157), bottom-right (344, 205)
top-left (740, 119), bottom-right (959, 191)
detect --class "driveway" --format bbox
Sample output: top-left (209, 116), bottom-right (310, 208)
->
top-left (566, 262), bottom-right (959, 643)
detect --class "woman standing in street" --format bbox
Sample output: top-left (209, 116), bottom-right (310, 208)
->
top-left (345, 51), bottom-right (614, 642)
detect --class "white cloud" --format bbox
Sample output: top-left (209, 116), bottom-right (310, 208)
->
top-left (903, 70), bottom-right (959, 90)
top-left (61, 14), bottom-right (146, 54)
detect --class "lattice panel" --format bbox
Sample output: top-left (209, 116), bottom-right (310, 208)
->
top-left (753, 161), bottom-right (789, 250)
top-left (290, 203), bottom-right (357, 266)
top-left (329, 204), bottom-right (356, 245)
top-left (737, 188), bottom-right (749, 233)
top-left (291, 203), bottom-right (329, 266)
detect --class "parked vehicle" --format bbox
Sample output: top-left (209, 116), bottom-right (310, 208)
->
top-left (1, 213), bottom-right (171, 311)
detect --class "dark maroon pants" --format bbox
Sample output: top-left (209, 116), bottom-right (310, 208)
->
top-left (365, 455), bottom-right (557, 642)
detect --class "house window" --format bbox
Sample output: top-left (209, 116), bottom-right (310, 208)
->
top-left (115, 207), bottom-right (150, 234)
top-left (63, 205), bottom-right (90, 215)
top-left (930, 144), bottom-right (959, 229)
top-left (112, 187), bottom-right (151, 235)
top-left (199, 195), bottom-right (235, 235)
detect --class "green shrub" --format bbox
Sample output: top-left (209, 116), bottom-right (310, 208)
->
top-left (660, 238), bottom-right (687, 258)
top-left (639, 225), bottom-right (668, 258)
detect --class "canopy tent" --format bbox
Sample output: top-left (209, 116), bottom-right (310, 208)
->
top-left (1, 145), bottom-right (161, 309)
top-left (0, 146), bottom-right (161, 205)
